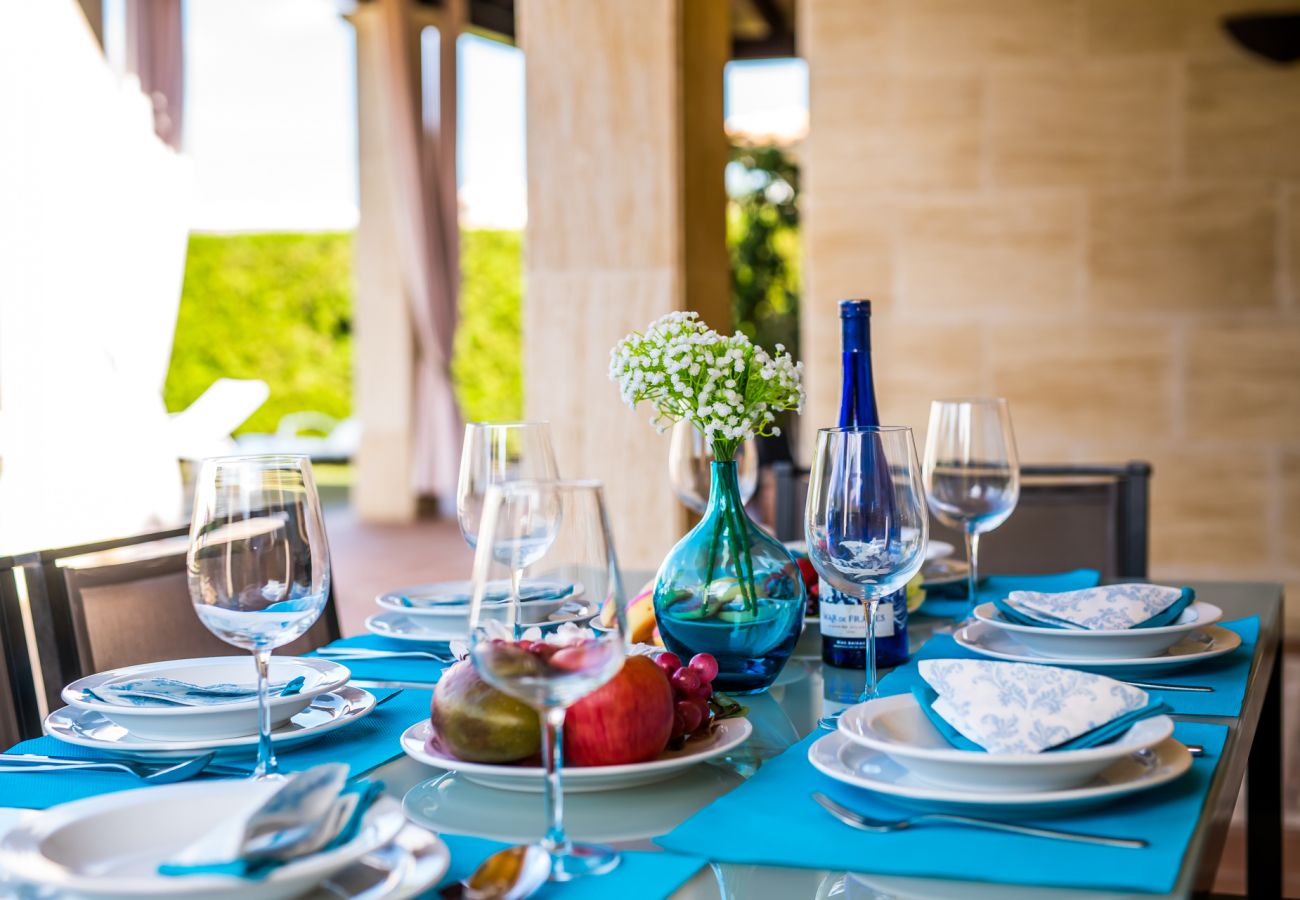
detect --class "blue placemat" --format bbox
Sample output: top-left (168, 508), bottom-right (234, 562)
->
top-left (437, 834), bottom-right (705, 900)
top-left (307, 635), bottom-right (454, 685)
top-left (881, 617), bottom-right (1258, 717)
top-left (1, 688), bottom-right (431, 810)
top-left (919, 569), bottom-right (1102, 619)
top-left (657, 721), bottom-right (1227, 894)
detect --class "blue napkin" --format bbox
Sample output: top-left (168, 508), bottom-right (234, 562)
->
top-left (657, 722), bottom-right (1228, 894)
top-left (83, 675), bottom-right (305, 708)
top-left (919, 569), bottom-right (1101, 619)
top-left (308, 636), bottom-right (454, 685)
top-left (438, 834), bottom-right (705, 900)
top-left (911, 684), bottom-right (1172, 753)
top-left (992, 585), bottom-right (1195, 630)
top-left (879, 617), bottom-right (1259, 718)
top-left (0, 688), bottom-right (432, 810)
top-left (159, 765), bottom-right (384, 879)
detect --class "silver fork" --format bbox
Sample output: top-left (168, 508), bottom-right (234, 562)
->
top-left (0, 751), bottom-right (216, 784)
top-left (1121, 680), bottom-right (1213, 693)
top-left (811, 792), bottom-right (1147, 849)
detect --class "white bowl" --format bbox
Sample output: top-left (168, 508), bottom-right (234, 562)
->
top-left (62, 657), bottom-right (351, 741)
top-left (972, 600), bottom-right (1223, 660)
top-left (375, 579), bottom-right (584, 619)
top-left (0, 780), bottom-right (405, 900)
top-left (837, 694), bottom-right (1174, 793)
top-left (400, 716), bottom-right (752, 792)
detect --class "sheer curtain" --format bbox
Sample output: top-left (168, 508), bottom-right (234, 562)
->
top-left (124, 0), bottom-right (184, 150)
top-left (375, 0), bottom-right (463, 506)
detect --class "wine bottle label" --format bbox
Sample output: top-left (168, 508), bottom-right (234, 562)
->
top-left (818, 582), bottom-right (895, 638)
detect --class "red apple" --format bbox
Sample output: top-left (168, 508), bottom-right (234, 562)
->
top-left (564, 655), bottom-right (674, 766)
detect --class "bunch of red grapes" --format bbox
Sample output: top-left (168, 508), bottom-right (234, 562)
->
top-left (654, 651), bottom-right (720, 739)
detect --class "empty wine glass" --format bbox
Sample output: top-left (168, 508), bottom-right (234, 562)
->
top-left (457, 421), bottom-right (560, 599)
top-left (667, 420), bottom-right (758, 514)
top-left (187, 455), bottom-right (331, 779)
top-left (468, 480), bottom-right (627, 881)
top-left (923, 399), bottom-right (1020, 615)
top-left (806, 427), bottom-right (928, 727)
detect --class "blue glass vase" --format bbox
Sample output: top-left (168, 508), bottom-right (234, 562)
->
top-left (654, 460), bottom-right (806, 694)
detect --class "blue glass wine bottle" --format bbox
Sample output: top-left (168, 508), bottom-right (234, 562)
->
top-left (820, 300), bottom-right (910, 669)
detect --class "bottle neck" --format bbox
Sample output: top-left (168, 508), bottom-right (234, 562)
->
top-left (704, 460), bottom-right (745, 517)
top-left (840, 320), bottom-right (880, 428)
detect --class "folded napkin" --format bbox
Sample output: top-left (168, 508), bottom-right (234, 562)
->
top-left (914, 659), bottom-right (1170, 754)
top-left (919, 569), bottom-right (1101, 619)
top-left (85, 675), bottom-right (306, 708)
top-left (396, 579), bottom-right (574, 609)
top-left (159, 763), bottom-right (382, 879)
top-left (994, 583), bottom-right (1194, 631)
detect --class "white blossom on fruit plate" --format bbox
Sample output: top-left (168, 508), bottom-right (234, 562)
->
top-left (456, 620), bottom-right (598, 658)
top-left (608, 311), bottom-right (804, 462)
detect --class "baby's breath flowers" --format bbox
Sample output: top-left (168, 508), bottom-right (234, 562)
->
top-left (608, 311), bottom-right (804, 461)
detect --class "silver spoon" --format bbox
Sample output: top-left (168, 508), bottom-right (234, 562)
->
top-left (440, 844), bottom-right (551, 900)
top-left (812, 792), bottom-right (1147, 849)
top-left (0, 751), bottom-right (216, 784)
top-left (317, 649), bottom-right (457, 663)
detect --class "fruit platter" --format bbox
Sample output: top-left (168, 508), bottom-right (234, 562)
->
top-left (401, 647), bottom-right (751, 792)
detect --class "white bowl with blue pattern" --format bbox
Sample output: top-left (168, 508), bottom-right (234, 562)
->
top-left (837, 694), bottom-right (1174, 793)
top-left (973, 601), bottom-right (1223, 660)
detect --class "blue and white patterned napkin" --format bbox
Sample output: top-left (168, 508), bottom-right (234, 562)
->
top-left (85, 675), bottom-right (305, 708)
top-left (995, 584), bottom-right (1195, 631)
top-left (159, 763), bottom-right (383, 879)
top-left (915, 659), bottom-right (1169, 754)
top-left (396, 579), bottom-right (574, 609)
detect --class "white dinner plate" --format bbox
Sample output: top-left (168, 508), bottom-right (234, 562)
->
top-left (786, 541), bottom-right (954, 562)
top-left (367, 599), bottom-right (599, 644)
top-left (303, 825), bottom-right (450, 900)
top-left (954, 620), bottom-right (1242, 671)
top-left (375, 579), bottom-right (583, 618)
top-left (44, 686), bottom-right (377, 760)
top-left (0, 780), bottom-right (406, 900)
top-left (62, 657), bottom-right (351, 742)
top-left (973, 601), bottom-right (1224, 660)
top-left (920, 557), bottom-right (969, 586)
top-left (809, 730), bottom-right (1191, 813)
top-left (400, 716), bottom-right (752, 792)
top-left (836, 694), bottom-right (1174, 793)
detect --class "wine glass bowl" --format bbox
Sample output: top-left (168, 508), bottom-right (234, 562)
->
top-left (667, 420), bottom-right (758, 514)
top-left (805, 427), bottom-right (928, 722)
top-left (456, 422), bottom-right (560, 550)
top-left (923, 399), bottom-right (1020, 612)
top-left (187, 455), bottom-right (331, 779)
top-left (467, 480), bottom-right (627, 881)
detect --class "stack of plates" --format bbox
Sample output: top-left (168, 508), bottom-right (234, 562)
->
top-left (367, 578), bottom-right (594, 644)
top-left (957, 600), bottom-right (1240, 670)
top-left (0, 780), bottom-right (448, 899)
top-left (810, 693), bottom-right (1191, 813)
top-left (45, 657), bottom-right (376, 761)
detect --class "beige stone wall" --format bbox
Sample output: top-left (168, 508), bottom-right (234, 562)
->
top-left (799, 0), bottom-right (1300, 621)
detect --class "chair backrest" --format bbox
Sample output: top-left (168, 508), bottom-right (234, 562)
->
top-left (0, 555), bottom-right (42, 744)
top-left (19, 529), bottom-right (341, 714)
top-left (770, 461), bottom-right (1151, 579)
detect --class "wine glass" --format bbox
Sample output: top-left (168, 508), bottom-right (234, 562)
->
top-left (667, 420), bottom-right (758, 514)
top-left (468, 480), bottom-right (627, 881)
top-left (923, 399), bottom-right (1020, 615)
top-left (805, 427), bottom-right (928, 727)
top-left (186, 455), bottom-right (331, 779)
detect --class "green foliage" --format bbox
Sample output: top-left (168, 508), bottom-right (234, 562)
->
top-left (452, 229), bottom-right (524, 422)
top-left (165, 232), bottom-right (353, 435)
top-left (728, 144), bottom-right (801, 357)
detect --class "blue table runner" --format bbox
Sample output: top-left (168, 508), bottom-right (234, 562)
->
top-left (657, 721), bottom-right (1228, 894)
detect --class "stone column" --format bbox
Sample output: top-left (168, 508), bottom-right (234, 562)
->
top-left (519, 0), bottom-right (731, 571)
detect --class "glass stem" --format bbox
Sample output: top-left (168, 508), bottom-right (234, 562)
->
top-left (252, 649), bottom-right (278, 779)
top-left (510, 566), bottom-right (524, 639)
top-left (540, 705), bottom-right (570, 858)
top-left (965, 529), bottom-right (981, 616)
top-left (861, 597), bottom-right (879, 700)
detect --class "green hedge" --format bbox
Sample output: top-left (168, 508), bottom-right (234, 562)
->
top-left (165, 230), bottom-right (523, 434)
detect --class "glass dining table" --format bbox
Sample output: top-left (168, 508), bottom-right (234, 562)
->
top-left (357, 579), bottom-right (1283, 899)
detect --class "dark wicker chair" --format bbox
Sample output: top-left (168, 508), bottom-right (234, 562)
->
top-left (0, 554), bottom-right (42, 743)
